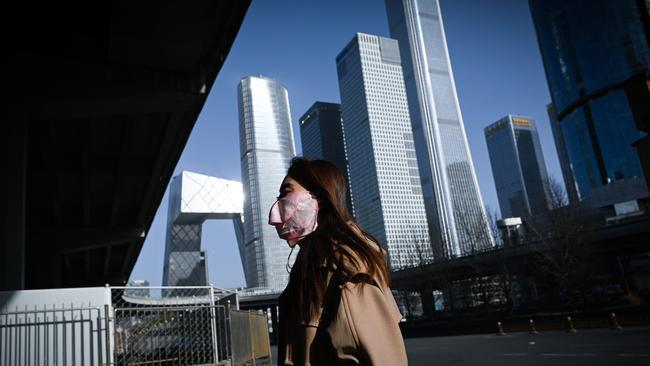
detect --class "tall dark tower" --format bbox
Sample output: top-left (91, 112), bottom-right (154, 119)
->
top-left (299, 102), bottom-right (353, 213)
top-left (485, 115), bottom-right (551, 218)
top-left (530, 0), bottom-right (650, 208)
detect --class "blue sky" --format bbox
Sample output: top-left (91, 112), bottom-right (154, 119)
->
top-left (130, 0), bottom-right (560, 288)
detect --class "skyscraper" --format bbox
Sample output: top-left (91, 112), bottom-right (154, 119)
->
top-left (485, 115), bottom-right (551, 218)
top-left (385, 0), bottom-right (493, 257)
top-left (336, 33), bottom-right (431, 269)
top-left (547, 104), bottom-right (580, 203)
top-left (238, 76), bottom-right (296, 290)
top-left (299, 102), bottom-right (352, 213)
top-left (529, 0), bottom-right (649, 201)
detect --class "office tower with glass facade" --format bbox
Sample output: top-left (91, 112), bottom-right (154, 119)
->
top-left (385, 0), bottom-right (493, 257)
top-left (299, 102), bottom-right (353, 213)
top-left (530, 0), bottom-right (650, 201)
top-left (238, 76), bottom-right (296, 290)
top-left (547, 104), bottom-right (580, 203)
top-left (336, 33), bottom-right (431, 269)
top-left (485, 115), bottom-right (551, 218)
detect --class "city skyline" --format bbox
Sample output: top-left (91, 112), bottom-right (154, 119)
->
top-left (130, 0), bottom-right (561, 288)
top-left (5, 4), bottom-right (650, 362)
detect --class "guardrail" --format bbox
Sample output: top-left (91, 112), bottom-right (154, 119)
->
top-left (0, 306), bottom-right (110, 366)
top-left (1, 286), bottom-right (272, 366)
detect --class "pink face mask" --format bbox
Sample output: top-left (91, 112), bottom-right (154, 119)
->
top-left (268, 190), bottom-right (319, 247)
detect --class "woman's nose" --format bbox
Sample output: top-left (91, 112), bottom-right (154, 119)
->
top-left (268, 201), bottom-right (282, 225)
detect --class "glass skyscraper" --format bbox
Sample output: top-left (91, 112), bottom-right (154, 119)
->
top-left (299, 102), bottom-right (353, 213)
top-left (336, 33), bottom-right (432, 269)
top-left (529, 0), bottom-right (649, 200)
top-left (238, 76), bottom-right (296, 290)
top-left (385, 0), bottom-right (493, 257)
top-left (547, 104), bottom-right (580, 203)
top-left (485, 115), bottom-right (551, 218)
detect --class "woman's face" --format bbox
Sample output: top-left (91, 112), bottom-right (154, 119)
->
top-left (269, 175), bottom-right (318, 247)
top-left (277, 175), bottom-right (308, 199)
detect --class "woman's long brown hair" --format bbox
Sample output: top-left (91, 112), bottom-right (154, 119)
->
top-left (285, 157), bottom-right (390, 324)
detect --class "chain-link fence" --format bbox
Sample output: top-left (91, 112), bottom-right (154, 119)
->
top-left (112, 286), bottom-right (223, 365)
top-left (110, 286), bottom-right (270, 366)
top-left (114, 305), bottom-right (224, 365)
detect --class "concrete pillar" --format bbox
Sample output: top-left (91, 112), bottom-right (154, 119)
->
top-left (419, 283), bottom-right (434, 320)
top-left (1, 122), bottom-right (27, 290)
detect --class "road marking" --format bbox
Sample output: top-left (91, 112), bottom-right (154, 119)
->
top-left (571, 343), bottom-right (645, 347)
top-left (503, 353), bottom-right (527, 356)
top-left (617, 354), bottom-right (650, 357)
top-left (542, 353), bottom-right (596, 357)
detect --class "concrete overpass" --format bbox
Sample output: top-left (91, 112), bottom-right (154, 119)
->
top-left (391, 214), bottom-right (650, 290)
top-left (390, 214), bottom-right (650, 318)
top-left (1, 1), bottom-right (251, 290)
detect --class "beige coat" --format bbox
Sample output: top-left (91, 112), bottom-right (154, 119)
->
top-left (277, 248), bottom-right (408, 366)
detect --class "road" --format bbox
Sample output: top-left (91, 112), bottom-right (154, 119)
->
top-left (271, 327), bottom-right (650, 365)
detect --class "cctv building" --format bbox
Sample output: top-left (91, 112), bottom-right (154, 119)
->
top-left (238, 76), bottom-right (296, 290)
top-left (163, 171), bottom-right (243, 290)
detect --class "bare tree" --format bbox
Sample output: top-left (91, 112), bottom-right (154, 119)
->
top-left (527, 176), bottom-right (593, 308)
top-left (547, 175), bottom-right (569, 209)
top-left (486, 207), bottom-right (503, 247)
top-left (456, 207), bottom-right (504, 311)
top-left (483, 206), bottom-right (517, 312)
top-left (393, 223), bottom-right (435, 319)
top-left (395, 223), bottom-right (434, 269)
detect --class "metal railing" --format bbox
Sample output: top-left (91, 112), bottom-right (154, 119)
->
top-left (0, 306), bottom-right (110, 366)
top-left (1, 286), bottom-right (271, 366)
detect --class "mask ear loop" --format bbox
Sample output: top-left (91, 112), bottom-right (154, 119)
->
top-left (285, 246), bottom-right (295, 274)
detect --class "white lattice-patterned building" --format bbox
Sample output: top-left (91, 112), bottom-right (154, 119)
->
top-left (163, 171), bottom-right (243, 292)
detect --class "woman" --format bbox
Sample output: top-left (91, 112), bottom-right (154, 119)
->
top-left (268, 157), bottom-right (408, 366)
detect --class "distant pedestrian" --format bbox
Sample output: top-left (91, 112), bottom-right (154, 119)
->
top-left (269, 157), bottom-right (408, 366)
